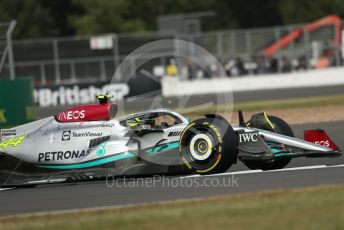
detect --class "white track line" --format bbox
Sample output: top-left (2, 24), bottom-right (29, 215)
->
top-left (327, 164), bottom-right (344, 168)
top-left (267, 165), bottom-right (328, 172)
top-left (0, 188), bottom-right (15, 191)
top-left (180, 164), bottom-right (344, 179)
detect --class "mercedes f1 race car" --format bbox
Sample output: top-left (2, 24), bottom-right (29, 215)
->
top-left (0, 94), bottom-right (341, 187)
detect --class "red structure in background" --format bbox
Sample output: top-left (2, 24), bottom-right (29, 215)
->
top-left (263, 15), bottom-right (342, 57)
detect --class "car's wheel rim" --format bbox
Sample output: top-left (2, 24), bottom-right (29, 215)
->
top-left (189, 134), bottom-right (213, 161)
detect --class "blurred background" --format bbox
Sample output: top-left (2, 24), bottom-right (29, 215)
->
top-left (1, 0), bottom-right (344, 127)
top-left (2, 2), bottom-right (344, 225)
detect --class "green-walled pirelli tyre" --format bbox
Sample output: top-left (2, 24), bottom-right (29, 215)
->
top-left (179, 115), bottom-right (238, 175)
top-left (244, 113), bottom-right (294, 170)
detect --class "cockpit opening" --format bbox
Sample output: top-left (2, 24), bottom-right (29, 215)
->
top-left (120, 112), bottom-right (183, 129)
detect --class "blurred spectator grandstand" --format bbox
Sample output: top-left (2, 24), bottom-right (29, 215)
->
top-left (0, 15), bottom-right (343, 84)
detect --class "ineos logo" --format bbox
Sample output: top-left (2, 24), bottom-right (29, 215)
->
top-left (314, 140), bottom-right (330, 147)
top-left (62, 130), bottom-right (71, 141)
top-left (239, 132), bottom-right (258, 143)
top-left (58, 110), bottom-right (86, 120)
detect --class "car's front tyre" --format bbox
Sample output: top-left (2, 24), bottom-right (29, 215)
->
top-left (179, 115), bottom-right (238, 175)
top-left (244, 114), bottom-right (294, 170)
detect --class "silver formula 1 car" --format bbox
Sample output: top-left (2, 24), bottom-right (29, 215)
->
top-left (0, 94), bottom-right (341, 187)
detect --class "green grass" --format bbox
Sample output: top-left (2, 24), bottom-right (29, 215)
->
top-left (176, 94), bottom-right (344, 116)
top-left (1, 185), bottom-right (344, 230)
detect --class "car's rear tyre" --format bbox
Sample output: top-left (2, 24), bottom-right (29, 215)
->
top-left (179, 116), bottom-right (238, 175)
top-left (244, 115), bottom-right (294, 170)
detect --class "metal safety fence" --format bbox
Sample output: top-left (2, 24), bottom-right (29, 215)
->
top-left (0, 21), bottom-right (341, 85)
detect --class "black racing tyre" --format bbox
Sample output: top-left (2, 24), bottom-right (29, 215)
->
top-left (244, 115), bottom-right (294, 170)
top-left (179, 116), bottom-right (238, 175)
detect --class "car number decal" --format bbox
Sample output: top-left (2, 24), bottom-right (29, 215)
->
top-left (0, 135), bottom-right (26, 149)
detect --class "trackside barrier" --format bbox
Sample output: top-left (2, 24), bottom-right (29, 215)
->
top-left (162, 67), bottom-right (344, 97)
top-left (0, 78), bottom-right (36, 128)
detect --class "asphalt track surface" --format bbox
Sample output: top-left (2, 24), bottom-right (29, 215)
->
top-left (0, 121), bottom-right (344, 216)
